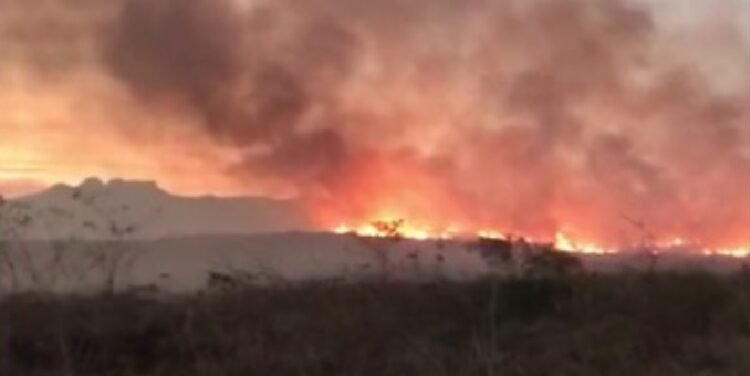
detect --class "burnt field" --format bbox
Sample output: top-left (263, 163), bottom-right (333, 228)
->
top-left (2, 271), bottom-right (750, 376)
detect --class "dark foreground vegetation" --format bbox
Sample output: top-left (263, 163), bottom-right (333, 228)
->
top-left (2, 272), bottom-right (750, 376)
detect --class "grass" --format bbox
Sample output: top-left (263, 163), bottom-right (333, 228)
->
top-left (2, 271), bottom-right (750, 375)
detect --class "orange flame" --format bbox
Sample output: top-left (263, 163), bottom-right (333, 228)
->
top-left (553, 231), bottom-right (615, 255)
top-left (333, 219), bottom-right (450, 241)
top-left (332, 217), bottom-right (750, 257)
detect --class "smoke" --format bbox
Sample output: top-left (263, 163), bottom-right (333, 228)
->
top-left (0, 0), bottom-right (250, 196)
top-left (2, 0), bottom-right (749, 247)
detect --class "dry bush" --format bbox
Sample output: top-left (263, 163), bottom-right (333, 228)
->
top-left (1, 272), bottom-right (749, 376)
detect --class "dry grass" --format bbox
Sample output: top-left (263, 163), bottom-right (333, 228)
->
top-left (2, 271), bottom-right (750, 376)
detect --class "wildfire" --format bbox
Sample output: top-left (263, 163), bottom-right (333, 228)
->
top-left (333, 219), bottom-right (454, 241)
top-left (553, 232), bottom-right (615, 255)
top-left (703, 248), bottom-right (750, 258)
top-left (476, 230), bottom-right (508, 241)
top-left (332, 218), bottom-right (750, 258)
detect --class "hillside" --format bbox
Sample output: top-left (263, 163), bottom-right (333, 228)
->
top-left (1, 178), bottom-right (310, 240)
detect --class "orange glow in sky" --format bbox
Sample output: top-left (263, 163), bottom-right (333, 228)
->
top-left (0, 0), bottom-right (747, 254)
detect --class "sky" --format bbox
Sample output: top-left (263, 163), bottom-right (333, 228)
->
top-left (0, 0), bottom-right (749, 248)
top-left (0, 0), bottom-right (747, 197)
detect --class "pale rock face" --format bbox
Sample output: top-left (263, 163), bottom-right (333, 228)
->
top-left (0, 178), bottom-right (310, 240)
top-left (80, 177), bottom-right (105, 191)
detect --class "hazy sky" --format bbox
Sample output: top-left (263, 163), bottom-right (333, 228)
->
top-left (0, 0), bottom-right (748, 248)
top-left (0, 0), bottom-right (747, 197)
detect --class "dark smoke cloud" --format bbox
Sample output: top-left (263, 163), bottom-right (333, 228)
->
top-left (4, 0), bottom-right (748, 246)
top-left (101, 0), bottom-right (750, 246)
top-left (104, 0), bottom-right (363, 184)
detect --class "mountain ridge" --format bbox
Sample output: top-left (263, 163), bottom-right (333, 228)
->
top-left (1, 177), bottom-right (311, 240)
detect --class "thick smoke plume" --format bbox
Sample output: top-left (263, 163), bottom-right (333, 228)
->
top-left (2, 0), bottom-right (749, 247)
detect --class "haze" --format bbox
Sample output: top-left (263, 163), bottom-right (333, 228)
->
top-left (1, 0), bottom-right (749, 248)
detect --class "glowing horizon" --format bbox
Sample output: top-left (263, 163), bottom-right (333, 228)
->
top-left (1, 0), bottom-right (748, 249)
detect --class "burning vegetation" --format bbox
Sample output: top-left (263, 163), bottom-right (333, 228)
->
top-left (333, 218), bottom-right (750, 258)
top-left (1, 0), bottom-right (749, 253)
